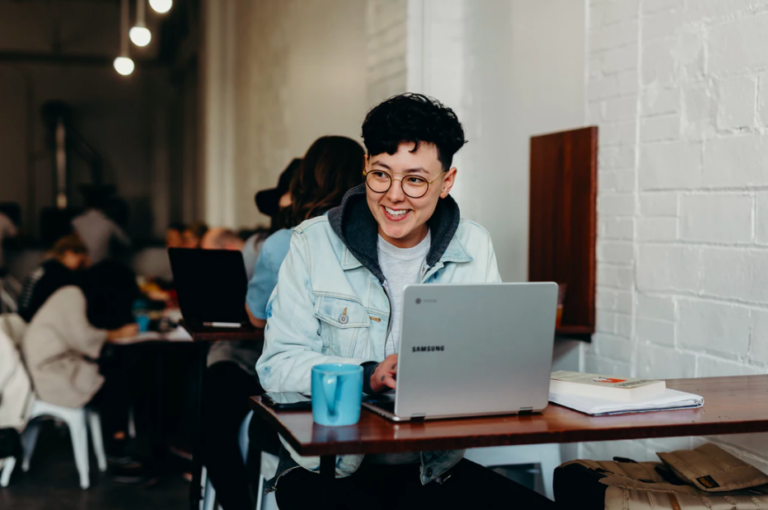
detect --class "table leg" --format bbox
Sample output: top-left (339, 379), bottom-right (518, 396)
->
top-left (320, 455), bottom-right (335, 510)
top-left (189, 342), bottom-right (210, 510)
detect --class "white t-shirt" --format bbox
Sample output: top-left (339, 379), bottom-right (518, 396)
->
top-left (378, 230), bottom-right (431, 357)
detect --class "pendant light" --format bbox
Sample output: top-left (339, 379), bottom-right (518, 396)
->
top-left (149, 0), bottom-right (172, 14)
top-left (130, 0), bottom-right (152, 47)
top-left (114, 0), bottom-right (135, 76)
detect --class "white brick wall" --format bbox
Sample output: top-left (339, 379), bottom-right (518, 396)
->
top-left (585, 0), bottom-right (768, 466)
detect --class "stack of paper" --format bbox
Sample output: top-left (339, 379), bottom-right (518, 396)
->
top-left (549, 388), bottom-right (704, 416)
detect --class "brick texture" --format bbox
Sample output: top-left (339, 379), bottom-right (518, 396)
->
top-left (584, 0), bottom-right (768, 467)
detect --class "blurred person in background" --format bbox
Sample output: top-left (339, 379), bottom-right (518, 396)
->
top-left (201, 228), bottom-right (245, 251)
top-left (241, 158), bottom-right (302, 280)
top-left (166, 222), bottom-right (186, 249)
top-left (200, 138), bottom-right (364, 510)
top-left (71, 187), bottom-right (131, 264)
top-left (18, 233), bottom-right (89, 323)
top-left (0, 210), bottom-right (18, 273)
top-left (21, 260), bottom-right (141, 473)
top-left (182, 221), bottom-right (208, 249)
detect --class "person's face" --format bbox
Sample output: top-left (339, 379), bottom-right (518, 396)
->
top-left (365, 142), bottom-right (456, 249)
top-left (181, 230), bottom-right (200, 248)
top-left (60, 251), bottom-right (88, 271)
top-left (166, 229), bottom-right (183, 248)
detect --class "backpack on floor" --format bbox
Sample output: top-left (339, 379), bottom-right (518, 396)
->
top-left (554, 443), bottom-right (768, 510)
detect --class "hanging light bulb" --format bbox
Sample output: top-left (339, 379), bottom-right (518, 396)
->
top-left (130, 0), bottom-right (151, 47)
top-left (115, 0), bottom-right (134, 76)
top-left (149, 0), bottom-right (172, 14)
top-left (114, 56), bottom-right (135, 75)
top-left (129, 26), bottom-right (151, 47)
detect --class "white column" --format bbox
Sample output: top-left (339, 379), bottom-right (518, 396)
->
top-left (201, 0), bottom-right (237, 227)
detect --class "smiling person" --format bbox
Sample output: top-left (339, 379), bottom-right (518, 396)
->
top-left (256, 94), bottom-right (555, 510)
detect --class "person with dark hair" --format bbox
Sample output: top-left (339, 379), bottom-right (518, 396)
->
top-left (0, 210), bottom-right (17, 272)
top-left (256, 93), bottom-right (555, 509)
top-left (199, 139), bottom-right (363, 510)
top-left (246, 136), bottom-right (365, 328)
top-left (182, 221), bottom-right (209, 249)
top-left (241, 158), bottom-right (302, 279)
top-left (21, 261), bottom-right (139, 456)
top-left (166, 222), bottom-right (186, 249)
top-left (18, 233), bottom-right (90, 323)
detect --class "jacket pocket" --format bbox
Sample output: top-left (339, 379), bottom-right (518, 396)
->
top-left (313, 296), bottom-right (370, 358)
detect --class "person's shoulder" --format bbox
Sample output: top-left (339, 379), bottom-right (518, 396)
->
top-left (293, 215), bottom-right (330, 234)
top-left (261, 228), bottom-right (293, 256)
top-left (50, 286), bottom-right (85, 303)
top-left (455, 219), bottom-right (493, 242)
top-left (31, 286), bottom-right (84, 323)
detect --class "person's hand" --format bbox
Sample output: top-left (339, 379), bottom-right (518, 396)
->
top-left (107, 323), bottom-right (139, 341)
top-left (370, 354), bottom-right (398, 393)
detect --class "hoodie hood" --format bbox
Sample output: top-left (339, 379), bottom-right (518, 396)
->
top-left (327, 183), bottom-right (461, 283)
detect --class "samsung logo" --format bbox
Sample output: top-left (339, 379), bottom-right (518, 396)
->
top-left (412, 346), bottom-right (445, 352)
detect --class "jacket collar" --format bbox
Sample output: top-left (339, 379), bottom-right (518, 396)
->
top-left (328, 184), bottom-right (468, 282)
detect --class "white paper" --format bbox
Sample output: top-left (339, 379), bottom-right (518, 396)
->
top-left (549, 388), bottom-right (704, 416)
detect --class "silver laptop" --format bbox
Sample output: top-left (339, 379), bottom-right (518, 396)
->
top-left (362, 282), bottom-right (558, 422)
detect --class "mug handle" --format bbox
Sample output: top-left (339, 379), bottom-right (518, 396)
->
top-left (323, 374), bottom-right (339, 419)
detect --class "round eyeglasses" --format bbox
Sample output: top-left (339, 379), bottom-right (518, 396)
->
top-left (363, 170), bottom-right (445, 199)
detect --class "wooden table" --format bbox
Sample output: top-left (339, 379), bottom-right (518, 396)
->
top-left (249, 375), bottom-right (768, 508)
top-left (122, 322), bottom-right (265, 510)
top-left (185, 324), bottom-right (264, 510)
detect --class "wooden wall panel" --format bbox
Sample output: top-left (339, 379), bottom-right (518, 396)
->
top-left (529, 127), bottom-right (597, 339)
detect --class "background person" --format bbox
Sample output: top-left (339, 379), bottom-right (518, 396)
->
top-left (181, 221), bottom-right (208, 248)
top-left (71, 187), bottom-right (131, 264)
top-left (21, 261), bottom-right (140, 468)
top-left (166, 222), bottom-right (186, 249)
top-left (18, 233), bottom-right (89, 323)
top-left (200, 137), bottom-right (364, 510)
top-left (200, 228), bottom-right (245, 251)
top-left (0, 210), bottom-right (17, 273)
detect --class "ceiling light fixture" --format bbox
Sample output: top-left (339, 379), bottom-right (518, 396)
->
top-left (114, 0), bottom-right (134, 76)
top-left (130, 0), bottom-right (152, 47)
top-left (149, 0), bottom-right (172, 14)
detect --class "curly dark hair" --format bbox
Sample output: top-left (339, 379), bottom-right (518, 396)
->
top-left (281, 136), bottom-right (365, 228)
top-left (361, 93), bottom-right (467, 171)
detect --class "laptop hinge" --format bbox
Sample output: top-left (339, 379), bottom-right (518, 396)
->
top-left (411, 413), bottom-right (426, 421)
top-left (519, 407), bottom-right (534, 415)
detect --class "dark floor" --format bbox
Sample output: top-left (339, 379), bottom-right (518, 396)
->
top-left (0, 421), bottom-right (189, 510)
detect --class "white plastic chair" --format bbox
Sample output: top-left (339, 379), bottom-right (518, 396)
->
top-left (201, 411), bottom-right (279, 510)
top-left (464, 444), bottom-right (561, 500)
top-left (1, 399), bottom-right (107, 489)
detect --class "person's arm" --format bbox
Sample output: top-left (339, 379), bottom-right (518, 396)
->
top-left (245, 230), bottom-right (291, 327)
top-left (256, 231), bottom-right (367, 394)
top-left (246, 304), bottom-right (266, 329)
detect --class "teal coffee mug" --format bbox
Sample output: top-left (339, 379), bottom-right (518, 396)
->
top-left (311, 363), bottom-right (363, 426)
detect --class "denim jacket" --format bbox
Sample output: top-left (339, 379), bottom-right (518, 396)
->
top-left (256, 184), bottom-right (501, 486)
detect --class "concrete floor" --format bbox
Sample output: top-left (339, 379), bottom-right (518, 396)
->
top-left (0, 421), bottom-right (189, 510)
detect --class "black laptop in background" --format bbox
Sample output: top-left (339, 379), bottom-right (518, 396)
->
top-left (168, 248), bottom-right (251, 329)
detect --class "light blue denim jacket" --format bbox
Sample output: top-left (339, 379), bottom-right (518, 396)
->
top-left (256, 184), bottom-right (501, 486)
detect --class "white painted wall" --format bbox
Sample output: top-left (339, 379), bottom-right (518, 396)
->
top-left (584, 0), bottom-right (768, 471)
top-left (203, 0), bottom-right (373, 229)
top-left (408, 0), bottom-right (587, 282)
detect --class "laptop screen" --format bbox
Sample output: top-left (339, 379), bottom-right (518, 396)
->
top-left (168, 248), bottom-right (250, 326)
